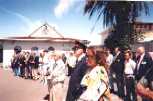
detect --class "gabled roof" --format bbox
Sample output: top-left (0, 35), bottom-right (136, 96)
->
top-left (28, 23), bottom-right (64, 38)
top-left (0, 23), bottom-right (90, 44)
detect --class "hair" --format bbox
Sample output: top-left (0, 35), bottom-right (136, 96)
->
top-left (87, 46), bottom-right (95, 51)
top-left (86, 46), bottom-right (96, 57)
top-left (137, 46), bottom-right (145, 53)
top-left (124, 50), bottom-right (133, 58)
top-left (115, 47), bottom-right (121, 51)
top-left (86, 49), bottom-right (108, 71)
top-left (95, 50), bottom-right (107, 66)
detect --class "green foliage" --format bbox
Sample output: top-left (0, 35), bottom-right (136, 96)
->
top-left (84, 1), bottom-right (151, 50)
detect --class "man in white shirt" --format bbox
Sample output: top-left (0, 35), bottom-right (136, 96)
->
top-left (124, 51), bottom-right (137, 101)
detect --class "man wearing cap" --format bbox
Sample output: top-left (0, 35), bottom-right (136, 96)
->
top-left (66, 41), bottom-right (88, 101)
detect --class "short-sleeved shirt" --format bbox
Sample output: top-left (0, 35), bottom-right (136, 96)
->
top-left (139, 68), bottom-right (153, 101)
top-left (124, 59), bottom-right (136, 75)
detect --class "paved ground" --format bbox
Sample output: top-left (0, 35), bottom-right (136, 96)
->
top-left (0, 68), bottom-right (48, 101)
top-left (0, 68), bottom-right (123, 101)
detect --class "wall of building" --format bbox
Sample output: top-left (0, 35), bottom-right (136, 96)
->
top-left (2, 40), bottom-right (74, 68)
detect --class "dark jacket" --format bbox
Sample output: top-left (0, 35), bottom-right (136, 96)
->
top-left (66, 56), bottom-right (88, 101)
top-left (134, 53), bottom-right (153, 81)
top-left (34, 55), bottom-right (39, 68)
top-left (12, 53), bottom-right (21, 68)
top-left (110, 52), bottom-right (125, 76)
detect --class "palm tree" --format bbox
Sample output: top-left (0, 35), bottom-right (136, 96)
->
top-left (84, 1), bottom-right (151, 49)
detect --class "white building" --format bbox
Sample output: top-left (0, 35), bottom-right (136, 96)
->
top-left (0, 23), bottom-right (89, 68)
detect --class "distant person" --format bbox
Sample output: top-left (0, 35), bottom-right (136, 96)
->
top-left (134, 46), bottom-right (153, 81)
top-left (20, 51), bottom-right (26, 78)
top-left (47, 51), bottom-right (66, 101)
top-left (24, 51), bottom-right (31, 79)
top-left (27, 51), bottom-right (35, 79)
top-left (62, 53), bottom-right (67, 64)
top-left (66, 52), bottom-right (77, 76)
top-left (12, 46), bottom-right (22, 76)
top-left (124, 50), bottom-right (137, 101)
top-left (105, 48), bottom-right (113, 72)
top-left (110, 47), bottom-right (125, 98)
top-left (33, 51), bottom-right (39, 80)
top-left (66, 42), bottom-right (88, 101)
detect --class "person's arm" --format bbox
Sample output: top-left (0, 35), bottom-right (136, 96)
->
top-left (103, 88), bottom-right (112, 101)
top-left (136, 82), bottom-right (153, 100)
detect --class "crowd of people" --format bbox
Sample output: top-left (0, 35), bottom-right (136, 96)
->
top-left (10, 41), bottom-right (153, 101)
top-left (11, 47), bottom-right (42, 80)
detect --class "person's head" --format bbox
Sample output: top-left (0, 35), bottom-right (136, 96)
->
top-left (43, 49), bottom-right (48, 53)
top-left (75, 48), bottom-right (84, 57)
top-left (40, 52), bottom-right (44, 58)
top-left (124, 50), bottom-right (132, 60)
top-left (136, 46), bottom-right (145, 56)
top-left (105, 48), bottom-right (111, 56)
top-left (22, 51), bottom-right (26, 55)
top-left (54, 51), bottom-right (62, 61)
top-left (87, 56), bottom-right (97, 68)
top-left (96, 50), bottom-right (107, 67)
top-left (69, 52), bottom-right (73, 56)
top-left (74, 42), bottom-right (86, 57)
top-left (86, 46), bottom-right (96, 57)
top-left (87, 49), bottom-right (107, 69)
top-left (26, 51), bottom-right (30, 55)
top-left (114, 47), bottom-right (120, 54)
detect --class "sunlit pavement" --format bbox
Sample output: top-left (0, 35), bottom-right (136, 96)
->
top-left (0, 68), bottom-right (48, 101)
top-left (0, 68), bottom-right (123, 101)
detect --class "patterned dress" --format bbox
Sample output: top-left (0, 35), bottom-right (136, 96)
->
top-left (78, 65), bottom-right (109, 101)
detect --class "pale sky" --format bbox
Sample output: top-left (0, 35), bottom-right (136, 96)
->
top-left (0, 0), bottom-right (104, 45)
top-left (0, 0), bottom-right (153, 45)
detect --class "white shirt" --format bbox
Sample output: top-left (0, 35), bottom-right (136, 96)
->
top-left (106, 53), bottom-right (113, 66)
top-left (124, 59), bottom-right (136, 75)
top-left (137, 53), bottom-right (145, 71)
top-left (43, 53), bottom-right (50, 64)
top-left (67, 55), bottom-right (77, 68)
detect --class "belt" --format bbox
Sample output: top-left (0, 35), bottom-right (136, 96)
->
top-left (124, 74), bottom-right (134, 78)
